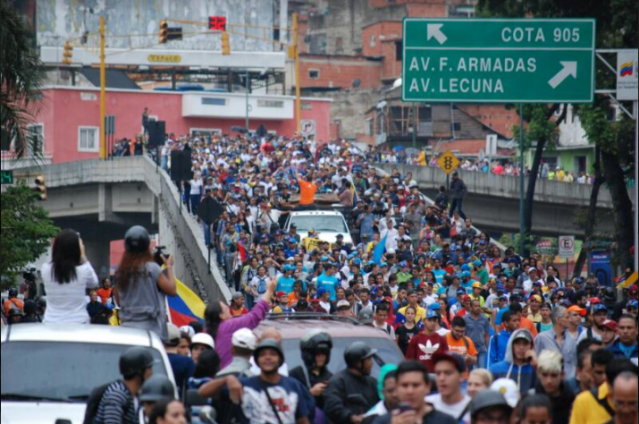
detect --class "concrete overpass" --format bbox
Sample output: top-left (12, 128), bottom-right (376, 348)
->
top-left (376, 164), bottom-right (632, 237)
top-left (16, 157), bottom-right (230, 304)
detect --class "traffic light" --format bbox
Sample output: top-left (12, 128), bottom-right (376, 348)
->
top-left (62, 42), bottom-right (73, 65)
top-left (159, 19), bottom-right (168, 44)
top-left (33, 175), bottom-right (47, 201)
top-left (221, 32), bottom-right (230, 55)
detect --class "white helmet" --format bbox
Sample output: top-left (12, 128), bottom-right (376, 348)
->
top-left (180, 325), bottom-right (196, 338)
top-left (191, 333), bottom-right (215, 350)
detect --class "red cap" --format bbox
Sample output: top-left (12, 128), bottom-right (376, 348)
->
top-left (602, 320), bottom-right (618, 332)
top-left (462, 295), bottom-right (471, 303)
top-left (276, 291), bottom-right (288, 298)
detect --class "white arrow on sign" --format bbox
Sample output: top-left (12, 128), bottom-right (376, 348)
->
top-left (549, 61), bottom-right (578, 89)
top-left (427, 24), bottom-right (447, 45)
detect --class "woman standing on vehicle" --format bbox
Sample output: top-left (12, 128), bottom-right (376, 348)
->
top-left (41, 229), bottom-right (99, 324)
top-left (115, 226), bottom-right (177, 341)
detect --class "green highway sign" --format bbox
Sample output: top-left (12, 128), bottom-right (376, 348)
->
top-left (402, 19), bottom-right (596, 103)
top-left (1, 170), bottom-right (14, 185)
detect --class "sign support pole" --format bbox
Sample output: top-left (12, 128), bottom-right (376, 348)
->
top-left (99, 16), bottom-right (106, 160)
top-left (634, 100), bottom-right (638, 272)
top-left (519, 103), bottom-right (525, 256)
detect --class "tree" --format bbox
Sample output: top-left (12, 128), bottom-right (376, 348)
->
top-left (0, 0), bottom-right (45, 158)
top-left (0, 183), bottom-right (59, 289)
top-left (479, 0), bottom-right (637, 269)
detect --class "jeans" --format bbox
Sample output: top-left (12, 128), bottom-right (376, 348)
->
top-left (161, 155), bottom-right (168, 171)
top-left (190, 194), bottom-right (201, 216)
top-left (476, 352), bottom-right (487, 370)
top-left (449, 198), bottom-right (467, 220)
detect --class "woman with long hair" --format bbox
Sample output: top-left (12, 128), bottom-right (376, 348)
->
top-left (396, 306), bottom-right (420, 355)
top-left (41, 229), bottom-right (99, 324)
top-left (205, 276), bottom-right (276, 369)
top-left (115, 226), bottom-right (177, 341)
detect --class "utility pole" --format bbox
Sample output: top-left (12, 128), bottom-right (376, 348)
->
top-left (99, 16), bottom-right (106, 160)
top-left (292, 13), bottom-right (301, 133)
top-left (634, 100), bottom-right (638, 272)
top-left (519, 103), bottom-right (525, 256)
top-left (246, 71), bottom-right (250, 132)
top-left (412, 103), bottom-right (417, 150)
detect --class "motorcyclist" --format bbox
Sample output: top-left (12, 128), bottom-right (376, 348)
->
top-left (290, 330), bottom-right (334, 412)
top-left (324, 341), bottom-right (380, 424)
top-left (139, 375), bottom-right (176, 422)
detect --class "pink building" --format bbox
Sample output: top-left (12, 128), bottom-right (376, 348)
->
top-left (9, 87), bottom-right (332, 164)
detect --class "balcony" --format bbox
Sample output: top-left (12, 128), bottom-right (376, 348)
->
top-left (182, 92), bottom-right (294, 120)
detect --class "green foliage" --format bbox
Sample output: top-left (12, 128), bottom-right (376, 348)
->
top-left (1, 182), bottom-right (59, 286)
top-left (0, 0), bottom-right (46, 159)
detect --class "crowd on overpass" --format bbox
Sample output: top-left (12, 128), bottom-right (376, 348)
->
top-left (2, 131), bottom-right (637, 424)
top-left (371, 147), bottom-right (599, 185)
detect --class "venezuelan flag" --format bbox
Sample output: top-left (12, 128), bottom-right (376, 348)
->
top-left (168, 279), bottom-right (206, 327)
top-left (350, 185), bottom-right (359, 207)
top-left (620, 62), bottom-right (634, 77)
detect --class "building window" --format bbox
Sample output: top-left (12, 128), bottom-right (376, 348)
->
top-left (369, 35), bottom-right (376, 48)
top-left (395, 40), bottom-right (403, 61)
top-left (201, 97), bottom-right (227, 106)
top-left (302, 102), bottom-right (313, 110)
top-left (309, 69), bottom-right (320, 79)
top-left (190, 128), bottom-right (222, 138)
top-left (78, 127), bottom-right (99, 153)
top-left (27, 124), bottom-right (44, 155)
top-left (367, 119), bottom-right (374, 136)
top-left (452, 123), bottom-right (462, 132)
top-left (257, 100), bottom-right (284, 108)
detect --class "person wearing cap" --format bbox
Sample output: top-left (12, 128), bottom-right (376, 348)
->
top-left (490, 328), bottom-right (538, 396)
top-left (336, 299), bottom-right (354, 318)
top-left (217, 328), bottom-right (258, 379)
top-left (612, 284), bottom-right (638, 322)
top-left (567, 305), bottom-right (587, 340)
top-left (626, 300), bottom-right (638, 318)
top-left (469, 282), bottom-right (485, 308)
top-left (371, 360), bottom-right (457, 424)
top-left (607, 314), bottom-right (638, 361)
top-left (407, 309), bottom-right (450, 373)
top-left (425, 352), bottom-right (472, 422)
top-left (577, 304), bottom-right (609, 344)
top-left (527, 295), bottom-right (543, 324)
top-left (600, 319), bottom-right (619, 348)
top-left (199, 338), bottom-right (314, 424)
top-left (164, 323), bottom-right (195, 397)
top-left (276, 265), bottom-right (297, 296)
top-left (534, 306), bottom-right (578, 379)
top-left (230, 292), bottom-right (249, 317)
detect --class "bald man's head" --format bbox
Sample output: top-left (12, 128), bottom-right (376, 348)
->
top-left (260, 327), bottom-right (283, 343)
top-left (612, 372), bottom-right (639, 424)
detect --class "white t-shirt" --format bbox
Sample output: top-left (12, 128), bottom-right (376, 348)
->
top-left (41, 262), bottom-right (99, 324)
top-left (426, 394), bottom-right (471, 423)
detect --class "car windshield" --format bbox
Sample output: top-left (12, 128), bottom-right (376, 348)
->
top-left (1, 342), bottom-right (168, 402)
top-left (290, 216), bottom-right (348, 234)
top-left (281, 337), bottom-right (403, 379)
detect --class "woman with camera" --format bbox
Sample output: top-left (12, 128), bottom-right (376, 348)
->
top-left (41, 229), bottom-right (99, 324)
top-left (115, 226), bottom-right (177, 342)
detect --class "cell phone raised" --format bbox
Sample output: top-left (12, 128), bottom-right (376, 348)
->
top-left (398, 402), bottom-right (413, 414)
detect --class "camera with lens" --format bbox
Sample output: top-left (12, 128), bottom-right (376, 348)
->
top-left (153, 246), bottom-right (170, 266)
top-left (23, 268), bottom-right (37, 282)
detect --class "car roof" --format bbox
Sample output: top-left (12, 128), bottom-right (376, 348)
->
top-left (256, 317), bottom-right (394, 341)
top-left (1, 324), bottom-right (164, 350)
top-left (290, 211), bottom-right (344, 217)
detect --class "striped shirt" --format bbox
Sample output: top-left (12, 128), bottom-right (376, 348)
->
top-left (95, 381), bottom-right (137, 424)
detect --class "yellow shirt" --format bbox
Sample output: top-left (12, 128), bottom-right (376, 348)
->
top-left (528, 312), bottom-right (543, 323)
top-left (569, 384), bottom-right (614, 424)
top-left (398, 305), bottom-right (426, 323)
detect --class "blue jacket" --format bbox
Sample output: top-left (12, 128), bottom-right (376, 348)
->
top-left (608, 340), bottom-right (639, 360)
top-left (487, 330), bottom-right (511, 368)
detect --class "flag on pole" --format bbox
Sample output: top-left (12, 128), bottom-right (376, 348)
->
top-left (238, 242), bottom-right (248, 263)
top-left (167, 279), bottom-right (206, 327)
top-left (373, 235), bottom-right (387, 265)
top-left (350, 185), bottom-right (359, 207)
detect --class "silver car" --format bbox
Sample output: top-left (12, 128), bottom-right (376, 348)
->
top-left (1, 324), bottom-right (175, 424)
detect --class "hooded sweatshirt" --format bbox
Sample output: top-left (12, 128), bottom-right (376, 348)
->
top-left (489, 329), bottom-right (538, 396)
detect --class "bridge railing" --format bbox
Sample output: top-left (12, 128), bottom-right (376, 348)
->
top-left (375, 163), bottom-right (626, 209)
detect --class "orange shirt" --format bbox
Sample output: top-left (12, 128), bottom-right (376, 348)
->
top-left (298, 179), bottom-right (318, 205)
top-left (446, 332), bottom-right (478, 379)
top-left (97, 288), bottom-right (113, 305)
top-left (499, 316), bottom-right (539, 338)
top-left (4, 298), bottom-right (24, 316)
top-left (288, 292), bottom-right (300, 306)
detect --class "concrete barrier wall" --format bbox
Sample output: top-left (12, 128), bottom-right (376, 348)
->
top-left (18, 157), bottom-right (231, 304)
top-left (376, 163), bottom-right (625, 209)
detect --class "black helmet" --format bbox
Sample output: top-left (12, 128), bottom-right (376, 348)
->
top-left (253, 339), bottom-right (285, 368)
top-left (124, 226), bottom-right (150, 253)
top-left (8, 308), bottom-right (23, 318)
top-left (470, 390), bottom-right (513, 418)
top-left (344, 341), bottom-right (377, 368)
top-left (37, 297), bottom-right (47, 308)
top-left (119, 347), bottom-right (156, 379)
top-left (604, 287), bottom-right (616, 302)
top-left (8, 288), bottom-right (18, 298)
top-left (300, 330), bottom-right (333, 368)
top-left (139, 375), bottom-right (176, 403)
